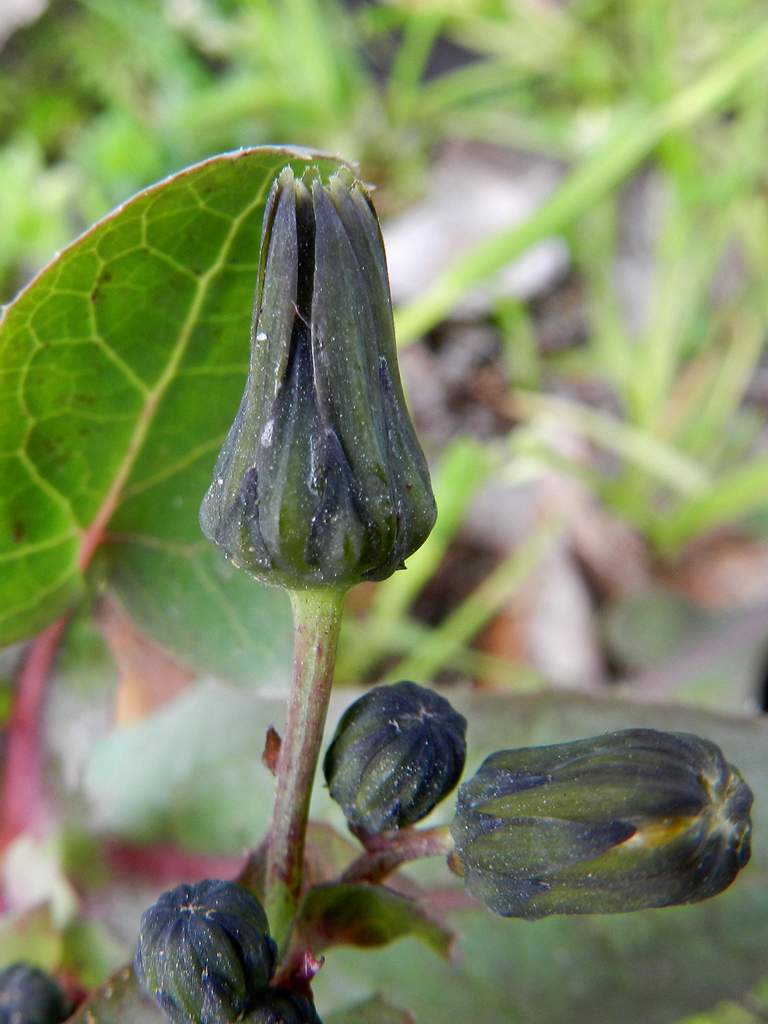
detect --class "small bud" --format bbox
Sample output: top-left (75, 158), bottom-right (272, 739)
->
top-left (323, 681), bottom-right (467, 833)
top-left (0, 964), bottom-right (69, 1024)
top-left (450, 728), bottom-right (753, 919)
top-left (200, 166), bottom-right (436, 591)
top-left (243, 988), bottom-right (322, 1024)
top-left (134, 879), bottom-right (277, 1024)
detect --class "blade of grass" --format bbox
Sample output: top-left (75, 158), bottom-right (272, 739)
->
top-left (495, 298), bottom-right (542, 390)
top-left (373, 437), bottom-right (498, 624)
top-left (508, 391), bottom-right (710, 496)
top-left (663, 308), bottom-right (764, 462)
top-left (336, 438), bottom-right (497, 682)
top-left (654, 455), bottom-right (768, 556)
top-left (390, 519), bottom-right (561, 683)
top-left (394, 22), bottom-right (768, 344)
top-left (574, 200), bottom-right (630, 391)
top-left (387, 10), bottom-right (442, 122)
top-left (339, 614), bottom-right (542, 690)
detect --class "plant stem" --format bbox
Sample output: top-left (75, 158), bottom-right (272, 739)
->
top-left (340, 826), bottom-right (454, 885)
top-left (265, 587), bottom-right (345, 952)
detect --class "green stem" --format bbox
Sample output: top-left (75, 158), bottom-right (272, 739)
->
top-left (265, 587), bottom-right (345, 952)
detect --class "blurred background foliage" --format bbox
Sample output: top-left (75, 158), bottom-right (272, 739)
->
top-left (4, 0), bottom-right (768, 705)
top-left (2, 1), bottom-right (768, 1020)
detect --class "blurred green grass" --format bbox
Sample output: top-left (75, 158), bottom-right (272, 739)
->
top-left (3, 0), bottom-right (768, 690)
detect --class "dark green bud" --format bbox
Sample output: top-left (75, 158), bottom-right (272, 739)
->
top-left (200, 165), bottom-right (436, 590)
top-left (0, 964), bottom-right (69, 1024)
top-left (134, 879), bottom-right (277, 1024)
top-left (243, 988), bottom-right (322, 1024)
top-left (450, 728), bottom-right (753, 919)
top-left (324, 680), bottom-right (467, 833)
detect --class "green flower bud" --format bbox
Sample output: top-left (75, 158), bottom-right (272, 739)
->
top-left (243, 988), bottom-right (322, 1024)
top-left (324, 681), bottom-right (467, 833)
top-left (0, 964), bottom-right (69, 1024)
top-left (200, 165), bottom-right (436, 591)
top-left (134, 879), bottom-right (277, 1024)
top-left (450, 728), bottom-right (753, 919)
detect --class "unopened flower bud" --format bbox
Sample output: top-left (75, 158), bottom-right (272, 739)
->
top-left (324, 681), bottom-right (467, 833)
top-left (450, 728), bottom-right (753, 919)
top-left (0, 964), bottom-right (69, 1024)
top-left (134, 879), bottom-right (277, 1024)
top-left (243, 988), bottom-right (322, 1024)
top-left (200, 166), bottom-right (436, 591)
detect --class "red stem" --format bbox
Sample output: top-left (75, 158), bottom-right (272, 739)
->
top-left (340, 826), bottom-right (453, 885)
top-left (0, 617), bottom-right (68, 858)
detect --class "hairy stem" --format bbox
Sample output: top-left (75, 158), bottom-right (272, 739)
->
top-left (340, 826), bottom-right (454, 885)
top-left (265, 588), bottom-right (345, 952)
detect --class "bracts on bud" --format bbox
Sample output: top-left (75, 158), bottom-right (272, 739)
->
top-left (134, 880), bottom-right (277, 1024)
top-left (200, 166), bottom-right (436, 591)
top-left (324, 681), bottom-right (467, 834)
top-left (450, 729), bottom-right (753, 919)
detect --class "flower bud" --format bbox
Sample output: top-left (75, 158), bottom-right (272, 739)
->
top-left (324, 681), bottom-right (467, 833)
top-left (243, 988), bottom-right (322, 1024)
top-left (134, 879), bottom-right (277, 1024)
top-left (0, 964), bottom-right (69, 1024)
top-left (200, 166), bottom-right (436, 591)
top-left (450, 728), bottom-right (753, 919)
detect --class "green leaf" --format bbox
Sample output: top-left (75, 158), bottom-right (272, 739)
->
top-left (60, 919), bottom-right (126, 990)
top-left (296, 883), bottom-right (454, 959)
top-left (603, 587), bottom-right (706, 671)
top-left (674, 978), bottom-right (768, 1024)
top-left (66, 966), bottom-right (164, 1024)
top-left (677, 1005), bottom-right (756, 1024)
top-left (83, 680), bottom-right (285, 852)
top-left (0, 145), bottom-right (344, 683)
top-left (0, 904), bottom-right (61, 970)
top-left (326, 995), bottom-right (414, 1024)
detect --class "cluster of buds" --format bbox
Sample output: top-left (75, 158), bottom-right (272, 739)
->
top-left (189, 160), bottom-right (756, 1024)
top-left (322, 683), bottom-right (753, 920)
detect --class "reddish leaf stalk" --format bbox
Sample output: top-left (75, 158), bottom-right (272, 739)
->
top-left (264, 588), bottom-right (345, 952)
top-left (0, 617), bottom-right (68, 859)
top-left (103, 839), bottom-right (242, 886)
top-left (340, 826), bottom-right (454, 885)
